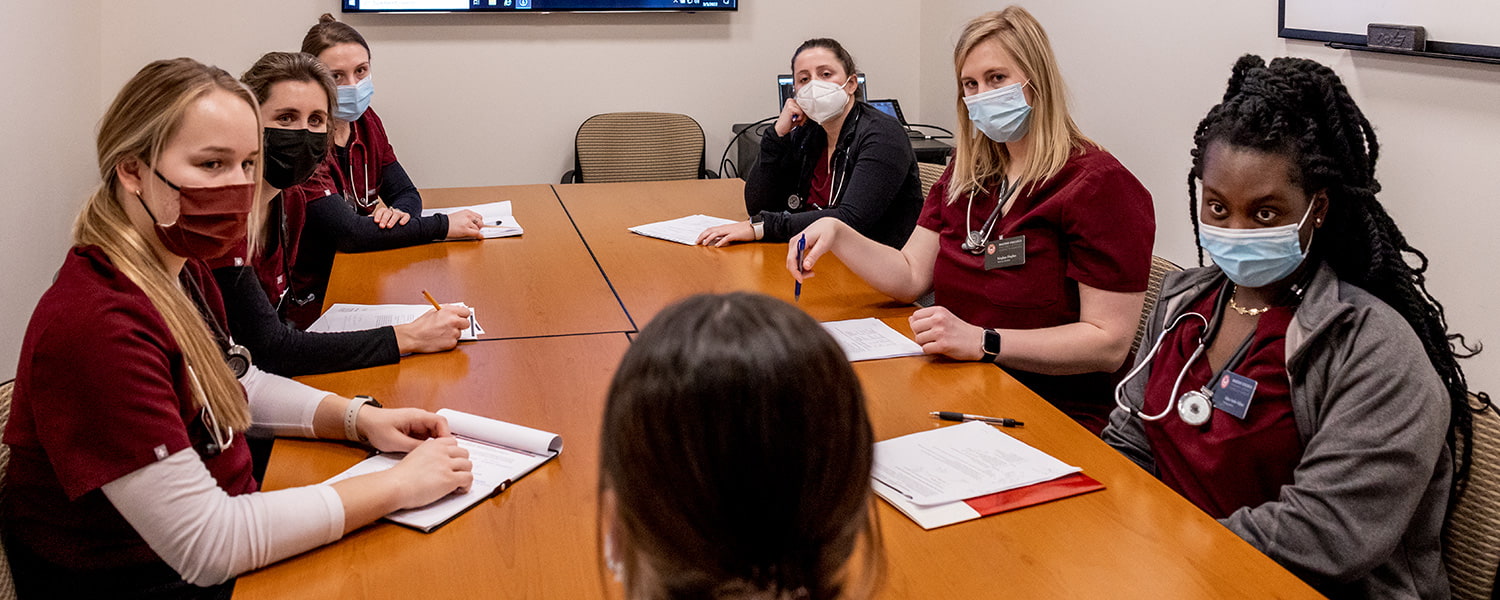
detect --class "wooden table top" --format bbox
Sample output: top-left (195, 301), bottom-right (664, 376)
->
top-left (858, 318), bottom-right (1321, 599)
top-left (320, 185), bottom-right (633, 339)
top-left (237, 181), bottom-right (1322, 599)
top-left (554, 179), bottom-right (916, 328)
top-left (234, 334), bottom-right (630, 600)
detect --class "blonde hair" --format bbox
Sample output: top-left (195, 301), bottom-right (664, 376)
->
top-left (946, 6), bottom-right (1096, 204)
top-left (74, 57), bottom-right (263, 431)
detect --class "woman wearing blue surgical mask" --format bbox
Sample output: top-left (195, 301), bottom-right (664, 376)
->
top-left (280, 14), bottom-right (484, 328)
top-left (696, 38), bottom-right (923, 249)
top-left (206, 51), bottom-right (473, 378)
top-left (1102, 55), bottom-right (1483, 598)
top-left (788, 7), bottom-right (1155, 434)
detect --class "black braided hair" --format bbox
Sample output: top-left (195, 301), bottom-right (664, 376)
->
top-left (1188, 54), bottom-right (1483, 501)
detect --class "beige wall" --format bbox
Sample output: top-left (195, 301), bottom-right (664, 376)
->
top-left (0, 2), bottom-right (103, 381)
top-left (97, 0), bottom-right (925, 187)
top-left (2, 1), bottom-right (1495, 393)
top-left (919, 2), bottom-right (1500, 393)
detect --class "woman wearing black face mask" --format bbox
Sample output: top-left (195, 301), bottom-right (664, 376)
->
top-left (207, 52), bottom-right (472, 377)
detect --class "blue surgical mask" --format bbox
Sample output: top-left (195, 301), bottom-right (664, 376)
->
top-left (964, 81), bottom-right (1031, 143)
top-left (334, 75), bottom-right (374, 122)
top-left (1198, 202), bottom-right (1317, 288)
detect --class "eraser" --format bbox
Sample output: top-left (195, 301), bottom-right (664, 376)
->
top-left (1367, 24), bottom-right (1427, 51)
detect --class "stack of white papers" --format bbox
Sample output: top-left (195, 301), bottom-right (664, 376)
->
top-left (820, 318), bottom-right (924, 362)
top-left (307, 303), bottom-right (485, 340)
top-left (422, 200), bottom-right (523, 239)
top-left (628, 214), bottom-right (737, 245)
top-left (873, 421), bottom-right (1081, 506)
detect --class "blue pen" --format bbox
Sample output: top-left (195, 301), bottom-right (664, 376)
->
top-left (795, 235), bottom-right (805, 303)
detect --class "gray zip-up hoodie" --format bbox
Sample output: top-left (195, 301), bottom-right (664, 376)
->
top-left (1103, 263), bottom-right (1451, 599)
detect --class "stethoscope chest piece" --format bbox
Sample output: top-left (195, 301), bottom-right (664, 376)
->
top-left (1177, 389), bottom-right (1213, 426)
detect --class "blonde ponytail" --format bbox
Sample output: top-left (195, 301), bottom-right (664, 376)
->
top-left (77, 58), bottom-right (263, 432)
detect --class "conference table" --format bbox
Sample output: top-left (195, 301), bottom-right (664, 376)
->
top-left (234, 180), bottom-right (1323, 599)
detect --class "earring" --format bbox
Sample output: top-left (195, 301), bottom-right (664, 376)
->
top-left (1315, 218), bottom-right (1323, 226)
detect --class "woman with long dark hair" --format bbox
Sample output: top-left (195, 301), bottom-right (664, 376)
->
top-left (599, 293), bottom-right (881, 599)
top-left (1104, 55), bottom-right (1480, 599)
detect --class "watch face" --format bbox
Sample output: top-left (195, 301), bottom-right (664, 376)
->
top-left (983, 329), bottom-right (1001, 354)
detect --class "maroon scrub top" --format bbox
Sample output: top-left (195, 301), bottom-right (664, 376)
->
top-left (3, 246), bottom-right (256, 575)
top-left (916, 145), bottom-right (1155, 432)
top-left (1140, 286), bottom-right (1301, 519)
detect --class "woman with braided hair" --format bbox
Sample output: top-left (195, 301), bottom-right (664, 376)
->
top-left (1103, 54), bottom-right (1480, 599)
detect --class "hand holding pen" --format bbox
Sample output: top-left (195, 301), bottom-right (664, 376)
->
top-left (795, 234), bottom-right (805, 302)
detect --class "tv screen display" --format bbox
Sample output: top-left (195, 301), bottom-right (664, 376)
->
top-left (344, 0), bottom-right (735, 12)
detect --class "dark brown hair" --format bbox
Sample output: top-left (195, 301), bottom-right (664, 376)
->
top-left (599, 292), bottom-right (880, 600)
top-left (791, 38), bottom-right (856, 80)
top-left (240, 51), bottom-right (336, 118)
top-left (301, 13), bottom-right (370, 59)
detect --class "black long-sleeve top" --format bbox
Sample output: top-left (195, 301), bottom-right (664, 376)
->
top-left (745, 102), bottom-right (924, 248)
top-left (212, 265), bottom-right (400, 377)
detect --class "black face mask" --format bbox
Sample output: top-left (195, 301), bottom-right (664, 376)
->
top-left (262, 128), bottom-right (328, 190)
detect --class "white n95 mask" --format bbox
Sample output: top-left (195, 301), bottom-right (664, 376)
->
top-left (795, 78), bottom-right (852, 124)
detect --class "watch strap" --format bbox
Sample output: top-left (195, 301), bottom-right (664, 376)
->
top-left (344, 395), bottom-right (381, 442)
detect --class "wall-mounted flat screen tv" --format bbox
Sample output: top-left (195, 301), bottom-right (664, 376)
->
top-left (344, 0), bottom-right (735, 12)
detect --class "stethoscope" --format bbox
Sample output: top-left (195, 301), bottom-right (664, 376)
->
top-left (961, 177), bottom-right (1019, 254)
top-left (1114, 280), bottom-right (1256, 427)
top-left (181, 268), bottom-right (249, 457)
top-left (339, 123), bottom-right (378, 212)
top-left (787, 109), bottom-right (862, 211)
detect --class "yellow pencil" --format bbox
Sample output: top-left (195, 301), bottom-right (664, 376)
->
top-left (421, 290), bottom-right (442, 311)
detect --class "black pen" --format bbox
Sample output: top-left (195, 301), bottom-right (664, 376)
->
top-left (931, 411), bottom-right (1024, 428)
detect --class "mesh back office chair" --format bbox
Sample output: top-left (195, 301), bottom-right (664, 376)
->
top-left (1131, 255), bottom-right (1183, 356)
top-left (0, 380), bottom-right (16, 599)
top-left (1446, 398), bottom-right (1500, 600)
top-left (560, 112), bottom-right (717, 184)
top-left (917, 162), bottom-right (946, 200)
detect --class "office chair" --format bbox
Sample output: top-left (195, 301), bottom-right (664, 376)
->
top-left (917, 162), bottom-right (946, 201)
top-left (1130, 255), bottom-right (1183, 357)
top-left (1445, 394), bottom-right (1500, 600)
top-left (0, 380), bottom-right (15, 599)
top-left (560, 112), bottom-right (718, 184)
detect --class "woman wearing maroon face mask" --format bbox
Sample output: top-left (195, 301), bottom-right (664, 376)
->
top-left (1, 58), bottom-right (474, 598)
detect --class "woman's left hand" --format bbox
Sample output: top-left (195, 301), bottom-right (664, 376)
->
top-left (357, 407), bottom-right (453, 453)
top-left (909, 306), bottom-right (986, 361)
top-left (696, 221), bottom-right (757, 247)
top-left (371, 205), bottom-right (411, 229)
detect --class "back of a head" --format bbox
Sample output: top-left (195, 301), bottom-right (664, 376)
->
top-left (600, 293), bottom-right (876, 600)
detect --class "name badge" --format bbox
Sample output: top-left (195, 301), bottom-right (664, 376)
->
top-left (1212, 371), bottom-right (1258, 420)
top-left (984, 235), bottom-right (1026, 270)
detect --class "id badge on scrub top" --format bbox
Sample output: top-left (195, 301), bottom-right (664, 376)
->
top-left (984, 235), bottom-right (1026, 270)
top-left (1211, 371), bottom-right (1258, 420)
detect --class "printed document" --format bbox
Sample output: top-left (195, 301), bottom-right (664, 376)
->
top-left (873, 421), bottom-right (1081, 506)
top-left (422, 200), bottom-right (523, 238)
top-left (820, 318), bottom-right (923, 362)
top-left (628, 214), bottom-right (737, 245)
top-left (324, 409), bottom-right (562, 532)
top-left (307, 303), bottom-right (484, 340)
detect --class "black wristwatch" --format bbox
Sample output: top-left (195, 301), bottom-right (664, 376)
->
top-left (981, 329), bottom-right (1002, 363)
top-left (750, 214), bottom-right (765, 240)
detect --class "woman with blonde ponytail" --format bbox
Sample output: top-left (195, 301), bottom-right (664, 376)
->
top-left (2, 58), bottom-right (474, 598)
top-left (788, 7), bottom-right (1156, 434)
